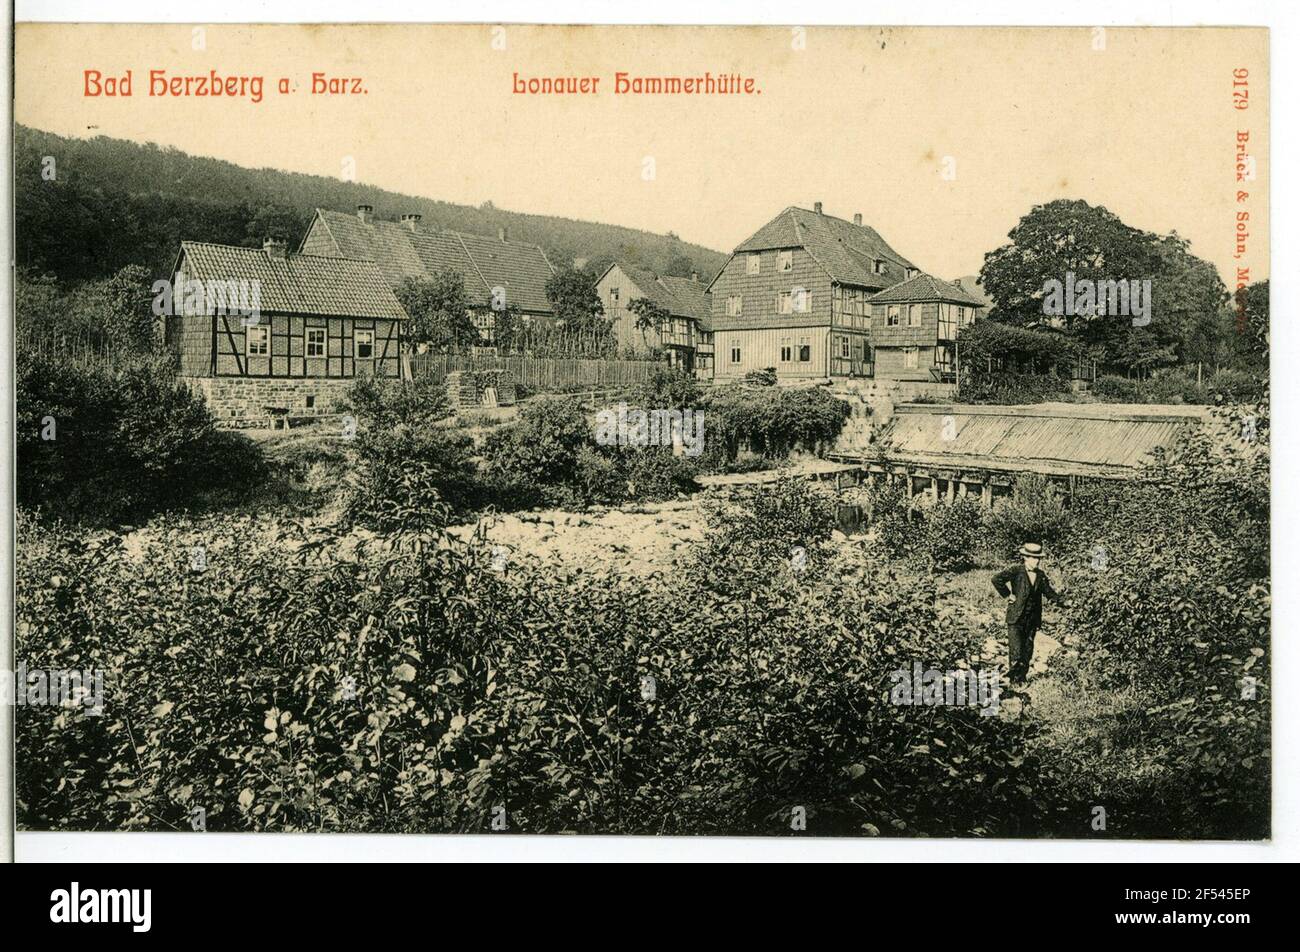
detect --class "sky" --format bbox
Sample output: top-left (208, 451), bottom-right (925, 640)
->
top-left (15, 23), bottom-right (1269, 284)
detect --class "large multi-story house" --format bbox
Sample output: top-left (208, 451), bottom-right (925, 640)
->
top-left (299, 205), bottom-right (556, 345)
top-left (705, 203), bottom-right (984, 383)
top-left (595, 262), bottom-right (714, 378)
top-left (706, 203), bottom-right (919, 382)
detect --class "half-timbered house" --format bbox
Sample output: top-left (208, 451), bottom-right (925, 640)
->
top-left (165, 237), bottom-right (408, 422)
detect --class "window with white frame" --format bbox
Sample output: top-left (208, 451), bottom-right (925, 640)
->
top-left (903, 346), bottom-right (919, 369)
top-left (726, 295), bottom-right (743, 317)
top-left (777, 250), bottom-right (793, 272)
top-left (246, 325), bottom-right (269, 356)
top-left (798, 337), bottom-right (811, 362)
top-left (887, 305), bottom-right (901, 326)
top-left (776, 291), bottom-right (792, 314)
top-left (306, 327), bottom-right (326, 358)
top-left (792, 287), bottom-right (810, 313)
top-left (746, 254), bottom-right (760, 275)
top-left (730, 340), bottom-right (741, 364)
top-left (907, 304), bottom-right (921, 327)
top-left (355, 329), bottom-right (374, 360)
top-left (780, 338), bottom-right (792, 362)
top-left (840, 337), bottom-right (850, 358)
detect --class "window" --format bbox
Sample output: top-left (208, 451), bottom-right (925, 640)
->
top-left (777, 250), bottom-right (793, 272)
top-left (874, 259), bottom-right (886, 275)
top-left (887, 305), bottom-right (901, 326)
top-left (746, 254), bottom-right (760, 275)
top-left (306, 327), bottom-right (326, 358)
top-left (729, 341), bottom-right (741, 364)
top-left (904, 346), bottom-right (919, 370)
top-left (246, 325), bottom-right (269, 356)
top-left (780, 338), bottom-right (792, 362)
top-left (840, 337), bottom-right (850, 358)
top-left (798, 337), bottom-right (811, 362)
top-left (726, 295), bottom-right (743, 317)
top-left (907, 304), bottom-right (921, 327)
top-left (776, 291), bottom-right (792, 315)
top-left (611, 287), bottom-right (620, 305)
top-left (906, 268), bottom-right (919, 280)
top-left (355, 329), bottom-right (374, 360)
top-left (792, 288), bottom-right (810, 313)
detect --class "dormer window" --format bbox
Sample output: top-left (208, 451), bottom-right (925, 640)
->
top-left (874, 260), bottom-right (886, 275)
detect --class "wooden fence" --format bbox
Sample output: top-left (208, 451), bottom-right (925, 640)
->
top-left (409, 353), bottom-right (661, 391)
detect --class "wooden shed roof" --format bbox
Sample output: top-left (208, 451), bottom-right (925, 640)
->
top-left (879, 403), bottom-right (1211, 478)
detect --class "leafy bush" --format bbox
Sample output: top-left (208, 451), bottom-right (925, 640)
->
top-left (958, 371), bottom-right (1072, 405)
top-left (16, 351), bottom-right (265, 525)
top-left (702, 385), bottom-right (850, 460)
top-left (16, 499), bottom-right (1044, 837)
top-left (984, 474), bottom-right (1072, 561)
top-left (339, 376), bottom-right (478, 531)
top-left (919, 496), bottom-right (986, 571)
top-left (1047, 400), bottom-right (1269, 837)
top-left (636, 366), bottom-right (702, 410)
top-left (1092, 375), bottom-right (1142, 402)
top-left (484, 396), bottom-right (590, 489)
top-left (1207, 368), bottom-right (1262, 404)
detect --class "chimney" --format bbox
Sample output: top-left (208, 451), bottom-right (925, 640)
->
top-left (498, 225), bottom-right (509, 242)
top-left (401, 213), bottom-right (422, 232)
top-left (853, 213), bottom-right (863, 226)
top-left (356, 203), bottom-right (373, 224)
top-left (263, 237), bottom-right (288, 259)
top-left (813, 201), bottom-right (823, 215)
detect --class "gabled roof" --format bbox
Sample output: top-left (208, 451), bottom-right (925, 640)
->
top-left (659, 276), bottom-right (713, 331)
top-left (176, 241), bottom-right (407, 319)
top-left (308, 209), bottom-right (557, 314)
top-left (601, 261), bottom-right (713, 331)
top-left (868, 272), bottom-right (986, 306)
top-left (732, 206), bottom-right (916, 288)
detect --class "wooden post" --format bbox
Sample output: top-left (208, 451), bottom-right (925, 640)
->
top-left (981, 478), bottom-right (992, 508)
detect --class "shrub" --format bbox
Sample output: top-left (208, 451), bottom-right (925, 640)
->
top-left (484, 396), bottom-right (590, 489)
top-left (958, 371), bottom-right (1071, 405)
top-left (1207, 368), bottom-right (1261, 404)
top-left (636, 366), bottom-right (702, 410)
top-left (702, 385), bottom-right (850, 460)
top-left (339, 375), bottom-right (478, 531)
top-left (1092, 374), bottom-right (1141, 401)
top-left (919, 496), bottom-right (985, 571)
top-left (984, 474), bottom-right (1072, 561)
top-left (16, 350), bottom-right (265, 525)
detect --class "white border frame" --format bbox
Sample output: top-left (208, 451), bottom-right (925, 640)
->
top-left (6, 0), bottom-right (1296, 863)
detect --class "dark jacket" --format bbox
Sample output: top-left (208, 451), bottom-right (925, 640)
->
top-left (992, 564), bottom-right (1058, 628)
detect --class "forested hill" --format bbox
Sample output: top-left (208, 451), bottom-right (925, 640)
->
top-left (15, 124), bottom-right (728, 285)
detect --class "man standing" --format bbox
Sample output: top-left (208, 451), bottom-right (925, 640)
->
top-left (991, 543), bottom-right (1060, 685)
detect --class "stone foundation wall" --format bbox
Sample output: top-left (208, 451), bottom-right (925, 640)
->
top-left (829, 378), bottom-right (958, 454)
top-left (182, 376), bottom-right (356, 426)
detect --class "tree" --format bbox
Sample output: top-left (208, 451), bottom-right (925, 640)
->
top-left (662, 254), bottom-right (697, 278)
top-left (545, 265), bottom-right (606, 334)
top-left (68, 265), bottom-right (157, 351)
top-left (395, 271), bottom-right (479, 350)
top-left (1233, 280), bottom-right (1269, 368)
top-left (980, 199), bottom-right (1231, 374)
top-left (627, 296), bottom-right (670, 347)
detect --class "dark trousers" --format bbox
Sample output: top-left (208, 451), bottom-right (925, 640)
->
top-left (1008, 623), bottom-right (1037, 682)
